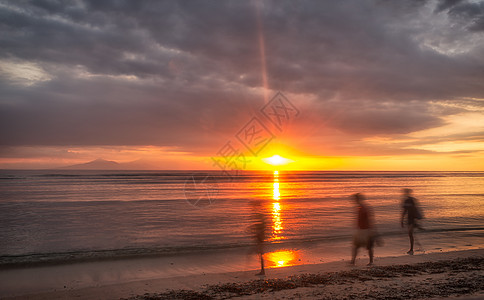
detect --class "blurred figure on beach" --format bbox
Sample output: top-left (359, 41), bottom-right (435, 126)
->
top-left (350, 193), bottom-right (376, 266)
top-left (249, 200), bottom-right (268, 275)
top-left (401, 188), bottom-right (424, 255)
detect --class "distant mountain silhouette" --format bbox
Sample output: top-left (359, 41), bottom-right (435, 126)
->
top-left (120, 159), bottom-right (161, 170)
top-left (62, 159), bottom-right (121, 170)
top-left (60, 158), bottom-right (181, 170)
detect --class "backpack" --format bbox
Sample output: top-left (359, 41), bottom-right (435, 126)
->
top-left (412, 197), bottom-right (423, 220)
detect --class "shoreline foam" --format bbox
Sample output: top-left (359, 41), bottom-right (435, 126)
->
top-left (2, 227), bottom-right (482, 269)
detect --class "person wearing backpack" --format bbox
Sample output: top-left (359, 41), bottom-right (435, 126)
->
top-left (400, 188), bottom-right (424, 255)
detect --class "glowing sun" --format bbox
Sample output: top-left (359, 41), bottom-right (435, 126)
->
top-left (263, 155), bottom-right (293, 166)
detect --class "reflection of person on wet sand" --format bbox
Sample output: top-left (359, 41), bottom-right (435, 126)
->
top-left (249, 201), bottom-right (268, 276)
top-left (350, 193), bottom-right (376, 266)
top-left (401, 188), bottom-right (424, 255)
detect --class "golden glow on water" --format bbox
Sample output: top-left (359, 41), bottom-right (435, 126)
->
top-left (271, 170), bottom-right (283, 240)
top-left (265, 171), bottom-right (301, 268)
top-left (273, 170), bottom-right (280, 200)
top-left (266, 250), bottom-right (299, 268)
top-left (272, 202), bottom-right (282, 238)
top-left (273, 182), bottom-right (280, 200)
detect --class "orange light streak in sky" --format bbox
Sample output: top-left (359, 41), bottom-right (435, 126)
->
top-left (254, 0), bottom-right (269, 103)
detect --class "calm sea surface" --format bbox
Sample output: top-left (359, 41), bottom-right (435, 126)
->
top-left (1, 170), bottom-right (483, 266)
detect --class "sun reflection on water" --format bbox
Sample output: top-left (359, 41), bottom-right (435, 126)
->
top-left (273, 170), bottom-right (280, 200)
top-left (266, 250), bottom-right (299, 268)
top-left (272, 202), bottom-right (283, 239)
top-left (265, 170), bottom-right (301, 268)
top-left (271, 170), bottom-right (283, 240)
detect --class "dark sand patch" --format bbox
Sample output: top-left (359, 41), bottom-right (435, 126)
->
top-left (124, 257), bottom-right (483, 300)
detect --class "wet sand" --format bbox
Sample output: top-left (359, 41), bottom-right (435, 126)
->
top-left (1, 248), bottom-right (483, 300)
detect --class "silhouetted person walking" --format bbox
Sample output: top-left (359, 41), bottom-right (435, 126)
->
top-left (253, 213), bottom-right (266, 275)
top-left (350, 193), bottom-right (375, 266)
top-left (249, 200), bottom-right (267, 275)
top-left (401, 188), bottom-right (423, 255)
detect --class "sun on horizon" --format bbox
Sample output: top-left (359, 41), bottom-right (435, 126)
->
top-left (262, 154), bottom-right (294, 166)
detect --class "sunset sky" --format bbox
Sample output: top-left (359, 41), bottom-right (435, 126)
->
top-left (0, 0), bottom-right (483, 170)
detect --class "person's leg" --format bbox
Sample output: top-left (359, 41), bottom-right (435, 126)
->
top-left (367, 234), bottom-right (374, 265)
top-left (407, 224), bottom-right (414, 255)
top-left (255, 253), bottom-right (265, 275)
top-left (256, 244), bottom-right (265, 275)
top-left (259, 252), bottom-right (265, 274)
top-left (351, 245), bottom-right (358, 265)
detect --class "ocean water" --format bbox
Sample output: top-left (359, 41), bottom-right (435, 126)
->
top-left (0, 170), bottom-right (483, 268)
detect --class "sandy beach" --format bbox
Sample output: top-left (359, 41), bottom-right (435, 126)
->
top-left (0, 248), bottom-right (482, 300)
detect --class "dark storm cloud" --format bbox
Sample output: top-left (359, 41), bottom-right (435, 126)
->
top-left (0, 0), bottom-right (483, 151)
top-left (435, 0), bottom-right (465, 12)
top-left (324, 101), bottom-right (446, 135)
top-left (0, 71), bottom-right (259, 151)
top-left (448, 0), bottom-right (484, 31)
top-left (432, 0), bottom-right (484, 31)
